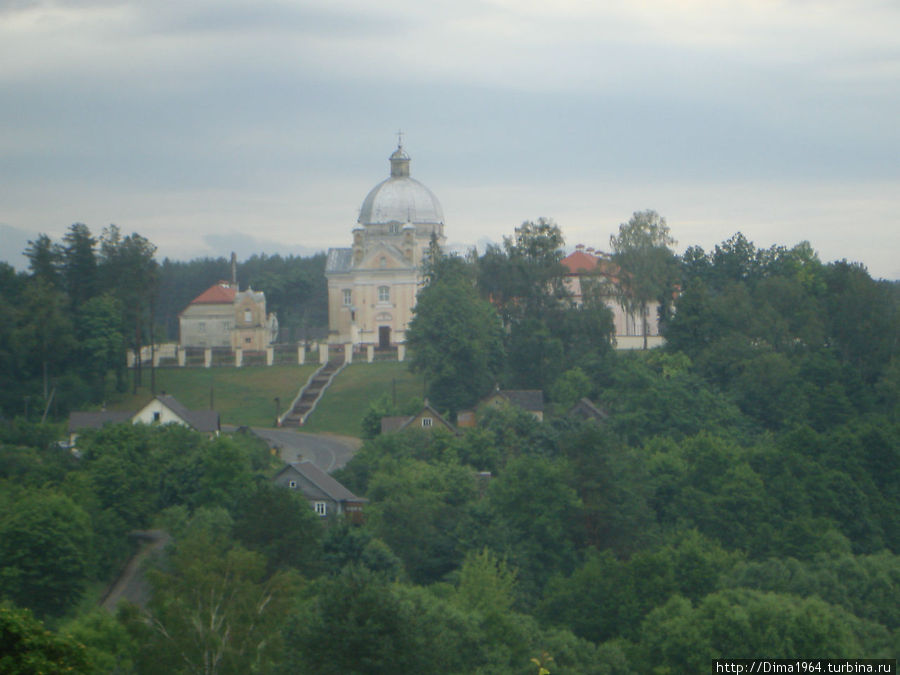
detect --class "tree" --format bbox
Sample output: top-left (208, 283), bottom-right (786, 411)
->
top-left (0, 605), bottom-right (92, 674)
top-left (0, 491), bottom-right (94, 618)
top-left (15, 278), bottom-right (75, 402)
top-left (24, 234), bottom-right (62, 288)
top-left (99, 225), bottom-right (158, 392)
top-left (610, 210), bottom-right (677, 349)
top-left (366, 459), bottom-right (479, 584)
top-left (232, 481), bottom-right (325, 574)
top-left (406, 256), bottom-right (504, 414)
top-left (478, 218), bottom-right (568, 323)
top-left (132, 513), bottom-right (299, 675)
top-left (60, 223), bottom-right (98, 309)
top-left (76, 293), bottom-right (125, 397)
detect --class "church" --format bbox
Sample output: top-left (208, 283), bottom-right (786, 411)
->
top-left (325, 141), bottom-right (445, 348)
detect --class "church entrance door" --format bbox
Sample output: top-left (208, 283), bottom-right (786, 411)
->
top-left (378, 326), bottom-right (391, 349)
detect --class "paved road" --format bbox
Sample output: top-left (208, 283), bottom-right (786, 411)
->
top-left (251, 427), bottom-right (361, 473)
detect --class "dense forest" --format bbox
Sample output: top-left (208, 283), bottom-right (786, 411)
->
top-left (1, 215), bottom-right (898, 673)
top-left (0, 223), bottom-right (328, 418)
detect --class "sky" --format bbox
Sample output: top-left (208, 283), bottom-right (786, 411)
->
top-left (1, 0), bottom-right (898, 279)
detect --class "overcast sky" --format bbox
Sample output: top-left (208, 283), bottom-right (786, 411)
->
top-left (1, 0), bottom-right (898, 279)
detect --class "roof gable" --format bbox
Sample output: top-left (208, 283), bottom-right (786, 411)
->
top-left (357, 242), bottom-right (409, 270)
top-left (562, 250), bottom-right (599, 274)
top-left (381, 403), bottom-right (457, 434)
top-left (189, 283), bottom-right (236, 305)
top-left (275, 461), bottom-right (366, 503)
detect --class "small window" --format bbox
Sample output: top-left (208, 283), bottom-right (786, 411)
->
top-left (198, 322), bottom-right (206, 333)
top-left (288, 480), bottom-right (297, 489)
top-left (314, 501), bottom-right (327, 517)
top-left (343, 289), bottom-right (352, 306)
top-left (153, 412), bottom-right (161, 423)
top-left (422, 417), bottom-right (433, 428)
top-left (379, 257), bottom-right (387, 268)
top-left (244, 309), bottom-right (252, 323)
top-left (245, 337), bottom-right (252, 344)
top-left (378, 286), bottom-right (390, 303)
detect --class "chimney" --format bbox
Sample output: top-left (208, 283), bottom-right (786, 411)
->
top-left (231, 252), bottom-right (237, 289)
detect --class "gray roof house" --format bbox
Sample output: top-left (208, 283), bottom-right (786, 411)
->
top-left (68, 394), bottom-right (220, 446)
top-left (380, 402), bottom-right (457, 435)
top-left (273, 461), bottom-right (367, 523)
top-left (567, 397), bottom-right (609, 423)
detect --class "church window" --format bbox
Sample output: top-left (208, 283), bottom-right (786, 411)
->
top-left (380, 257), bottom-right (387, 268)
top-left (245, 337), bottom-right (252, 344)
top-left (378, 286), bottom-right (390, 303)
top-left (244, 309), bottom-right (252, 323)
top-left (343, 289), bottom-right (352, 306)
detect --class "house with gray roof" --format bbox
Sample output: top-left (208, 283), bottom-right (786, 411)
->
top-left (67, 394), bottom-right (219, 446)
top-left (380, 402), bottom-right (457, 435)
top-left (273, 460), bottom-right (367, 523)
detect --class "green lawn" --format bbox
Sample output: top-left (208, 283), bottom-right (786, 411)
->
top-left (108, 365), bottom-right (317, 428)
top-left (301, 361), bottom-right (426, 436)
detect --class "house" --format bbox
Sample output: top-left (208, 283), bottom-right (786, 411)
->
top-left (380, 402), bottom-right (457, 434)
top-left (561, 245), bottom-right (665, 348)
top-left (482, 389), bottom-right (544, 421)
top-left (567, 397), bottom-right (609, 424)
top-left (179, 271), bottom-right (278, 351)
top-left (67, 394), bottom-right (219, 446)
top-left (273, 461), bottom-right (367, 523)
top-left (67, 410), bottom-right (133, 445)
top-left (457, 389), bottom-right (545, 428)
top-left (131, 395), bottom-right (220, 434)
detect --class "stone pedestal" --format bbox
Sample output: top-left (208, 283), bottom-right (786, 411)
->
top-left (298, 344), bottom-right (306, 365)
top-left (235, 348), bottom-right (243, 367)
top-left (204, 348), bottom-right (212, 368)
top-left (266, 347), bottom-right (274, 366)
top-left (177, 348), bottom-right (186, 367)
top-left (344, 343), bottom-right (353, 364)
top-left (367, 344), bottom-right (374, 363)
top-left (319, 343), bottom-right (329, 364)
top-left (397, 344), bottom-right (406, 362)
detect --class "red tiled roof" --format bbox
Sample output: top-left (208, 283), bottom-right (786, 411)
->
top-left (561, 250), bottom-right (599, 274)
top-left (190, 283), bottom-right (235, 305)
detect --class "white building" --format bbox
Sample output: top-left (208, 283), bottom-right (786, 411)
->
top-left (179, 281), bottom-right (278, 350)
top-left (325, 142), bottom-right (445, 348)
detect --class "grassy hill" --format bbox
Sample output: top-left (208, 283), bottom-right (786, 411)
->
top-left (105, 361), bottom-right (424, 436)
top-left (301, 361), bottom-right (426, 436)
top-left (108, 365), bottom-right (317, 428)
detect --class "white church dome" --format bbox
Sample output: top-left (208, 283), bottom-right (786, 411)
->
top-left (358, 144), bottom-right (444, 226)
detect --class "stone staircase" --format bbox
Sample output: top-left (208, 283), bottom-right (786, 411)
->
top-left (280, 357), bottom-right (346, 427)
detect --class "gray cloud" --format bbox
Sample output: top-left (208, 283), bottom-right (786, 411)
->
top-left (0, 0), bottom-right (897, 278)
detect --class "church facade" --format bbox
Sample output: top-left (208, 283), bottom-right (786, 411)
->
top-left (325, 142), bottom-right (445, 347)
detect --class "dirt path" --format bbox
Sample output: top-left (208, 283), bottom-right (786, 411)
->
top-left (100, 529), bottom-right (171, 612)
